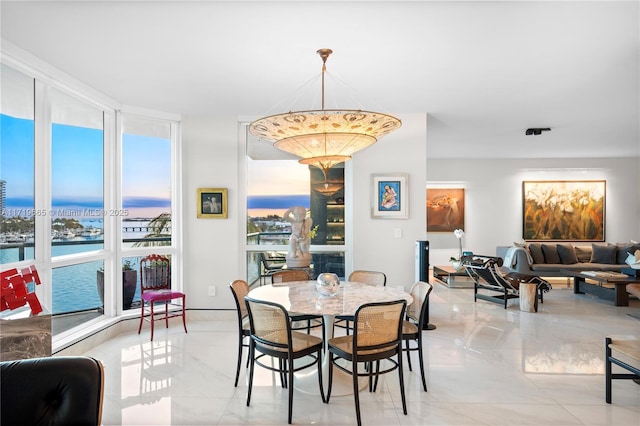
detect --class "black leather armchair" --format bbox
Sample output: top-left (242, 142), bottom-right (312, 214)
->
top-left (1, 356), bottom-right (104, 425)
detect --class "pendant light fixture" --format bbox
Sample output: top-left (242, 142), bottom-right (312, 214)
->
top-left (249, 49), bottom-right (401, 181)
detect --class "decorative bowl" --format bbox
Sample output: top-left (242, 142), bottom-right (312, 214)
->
top-left (316, 273), bottom-right (340, 296)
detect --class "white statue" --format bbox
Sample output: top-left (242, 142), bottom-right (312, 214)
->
top-left (283, 206), bottom-right (312, 268)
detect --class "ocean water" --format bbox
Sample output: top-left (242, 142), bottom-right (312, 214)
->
top-left (2, 195), bottom-right (296, 315)
top-left (1, 219), bottom-right (152, 314)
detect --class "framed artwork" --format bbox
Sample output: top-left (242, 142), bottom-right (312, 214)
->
top-left (426, 188), bottom-right (465, 232)
top-left (197, 188), bottom-right (228, 219)
top-left (371, 174), bottom-right (408, 219)
top-left (522, 180), bottom-right (605, 241)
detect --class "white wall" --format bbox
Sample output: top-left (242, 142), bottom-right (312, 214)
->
top-left (426, 157), bottom-right (640, 266)
top-left (182, 116), bottom-right (242, 309)
top-left (350, 113), bottom-right (428, 291)
top-left (181, 114), bottom-right (640, 310)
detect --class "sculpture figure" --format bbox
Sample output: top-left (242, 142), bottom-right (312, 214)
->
top-left (283, 206), bottom-right (312, 268)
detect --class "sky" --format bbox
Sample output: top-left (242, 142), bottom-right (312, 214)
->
top-left (1, 114), bottom-right (171, 218)
top-left (1, 114), bottom-right (309, 219)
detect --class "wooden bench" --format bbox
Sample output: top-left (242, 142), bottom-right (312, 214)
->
top-left (605, 336), bottom-right (640, 403)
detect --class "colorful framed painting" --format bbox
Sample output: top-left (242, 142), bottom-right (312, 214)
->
top-left (371, 174), bottom-right (408, 219)
top-left (426, 188), bottom-right (465, 232)
top-left (522, 180), bottom-right (605, 241)
top-left (197, 188), bottom-right (228, 219)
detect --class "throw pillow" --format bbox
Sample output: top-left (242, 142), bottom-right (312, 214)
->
top-left (616, 244), bottom-right (640, 264)
top-left (541, 243), bottom-right (561, 264)
top-left (574, 246), bottom-right (592, 263)
top-left (528, 243), bottom-right (544, 264)
top-left (590, 243), bottom-right (617, 264)
top-left (557, 244), bottom-right (578, 264)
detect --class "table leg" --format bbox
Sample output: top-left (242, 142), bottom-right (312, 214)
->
top-left (573, 277), bottom-right (583, 294)
top-left (614, 283), bottom-right (629, 307)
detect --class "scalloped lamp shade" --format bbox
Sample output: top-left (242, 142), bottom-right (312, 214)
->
top-left (249, 49), bottom-right (401, 178)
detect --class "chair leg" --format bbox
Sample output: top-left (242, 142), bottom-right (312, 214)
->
top-left (246, 344), bottom-right (255, 406)
top-left (234, 333), bottom-right (243, 387)
top-left (316, 348), bottom-right (326, 403)
top-left (150, 302), bottom-right (155, 341)
top-left (373, 360), bottom-right (381, 392)
top-left (397, 351), bottom-right (407, 415)
top-left (605, 337), bottom-right (612, 403)
top-left (417, 335), bottom-right (427, 392)
top-left (287, 357), bottom-right (294, 424)
top-left (326, 353), bottom-right (334, 403)
top-left (181, 295), bottom-right (188, 333)
top-left (137, 302), bottom-right (145, 334)
top-left (280, 359), bottom-right (287, 388)
top-left (165, 301), bottom-right (169, 329)
top-left (405, 339), bottom-right (413, 371)
top-left (353, 361), bottom-right (362, 426)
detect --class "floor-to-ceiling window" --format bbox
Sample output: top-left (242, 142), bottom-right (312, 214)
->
top-left (120, 114), bottom-right (176, 309)
top-left (244, 128), bottom-right (346, 285)
top-left (50, 88), bottom-right (105, 318)
top-left (0, 60), bottom-right (181, 338)
top-left (0, 64), bottom-right (35, 264)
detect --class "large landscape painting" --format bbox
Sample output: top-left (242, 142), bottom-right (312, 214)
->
top-left (522, 180), bottom-right (605, 241)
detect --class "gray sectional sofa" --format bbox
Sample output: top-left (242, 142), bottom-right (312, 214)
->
top-left (496, 242), bottom-right (640, 277)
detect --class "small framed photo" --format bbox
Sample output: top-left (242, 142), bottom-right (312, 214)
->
top-left (197, 188), bottom-right (228, 219)
top-left (371, 174), bottom-right (409, 219)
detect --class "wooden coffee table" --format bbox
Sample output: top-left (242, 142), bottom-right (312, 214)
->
top-left (567, 271), bottom-right (640, 306)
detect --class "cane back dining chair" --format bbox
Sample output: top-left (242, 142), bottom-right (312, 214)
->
top-left (271, 269), bottom-right (324, 336)
top-left (334, 270), bottom-right (387, 335)
top-left (402, 281), bottom-right (433, 392)
top-left (229, 279), bottom-right (251, 387)
top-left (244, 296), bottom-right (325, 425)
top-left (326, 299), bottom-right (407, 426)
top-left (137, 254), bottom-right (187, 341)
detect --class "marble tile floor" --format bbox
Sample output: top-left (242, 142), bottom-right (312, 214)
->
top-left (78, 284), bottom-right (640, 425)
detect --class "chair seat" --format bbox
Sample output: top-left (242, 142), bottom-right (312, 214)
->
top-left (142, 289), bottom-right (185, 302)
top-left (259, 330), bottom-right (323, 352)
top-left (402, 320), bottom-right (419, 337)
top-left (329, 335), bottom-right (397, 357)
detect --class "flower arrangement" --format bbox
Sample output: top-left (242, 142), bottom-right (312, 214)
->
top-left (449, 228), bottom-right (465, 262)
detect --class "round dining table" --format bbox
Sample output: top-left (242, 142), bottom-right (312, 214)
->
top-left (247, 280), bottom-right (413, 395)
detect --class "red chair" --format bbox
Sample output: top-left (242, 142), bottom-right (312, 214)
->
top-left (137, 254), bottom-right (187, 341)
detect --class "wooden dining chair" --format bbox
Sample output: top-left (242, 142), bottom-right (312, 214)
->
top-left (271, 269), bottom-right (323, 336)
top-left (334, 270), bottom-right (387, 335)
top-left (325, 299), bottom-right (407, 426)
top-left (402, 281), bottom-right (433, 392)
top-left (244, 296), bottom-right (325, 425)
top-left (229, 279), bottom-right (251, 387)
top-left (137, 254), bottom-right (187, 341)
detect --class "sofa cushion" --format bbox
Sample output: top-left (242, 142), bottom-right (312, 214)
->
top-left (557, 244), bottom-right (578, 264)
top-left (617, 244), bottom-right (640, 264)
top-left (574, 246), bottom-right (592, 263)
top-left (528, 243), bottom-right (545, 264)
top-left (590, 243), bottom-right (617, 264)
top-left (541, 244), bottom-right (561, 264)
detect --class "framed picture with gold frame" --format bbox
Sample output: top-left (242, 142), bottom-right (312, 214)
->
top-left (522, 180), bottom-right (605, 241)
top-left (197, 188), bottom-right (228, 219)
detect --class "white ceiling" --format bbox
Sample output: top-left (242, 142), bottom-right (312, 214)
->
top-left (1, 1), bottom-right (639, 160)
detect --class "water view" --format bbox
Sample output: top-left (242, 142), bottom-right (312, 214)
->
top-left (0, 218), bottom-right (162, 314)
